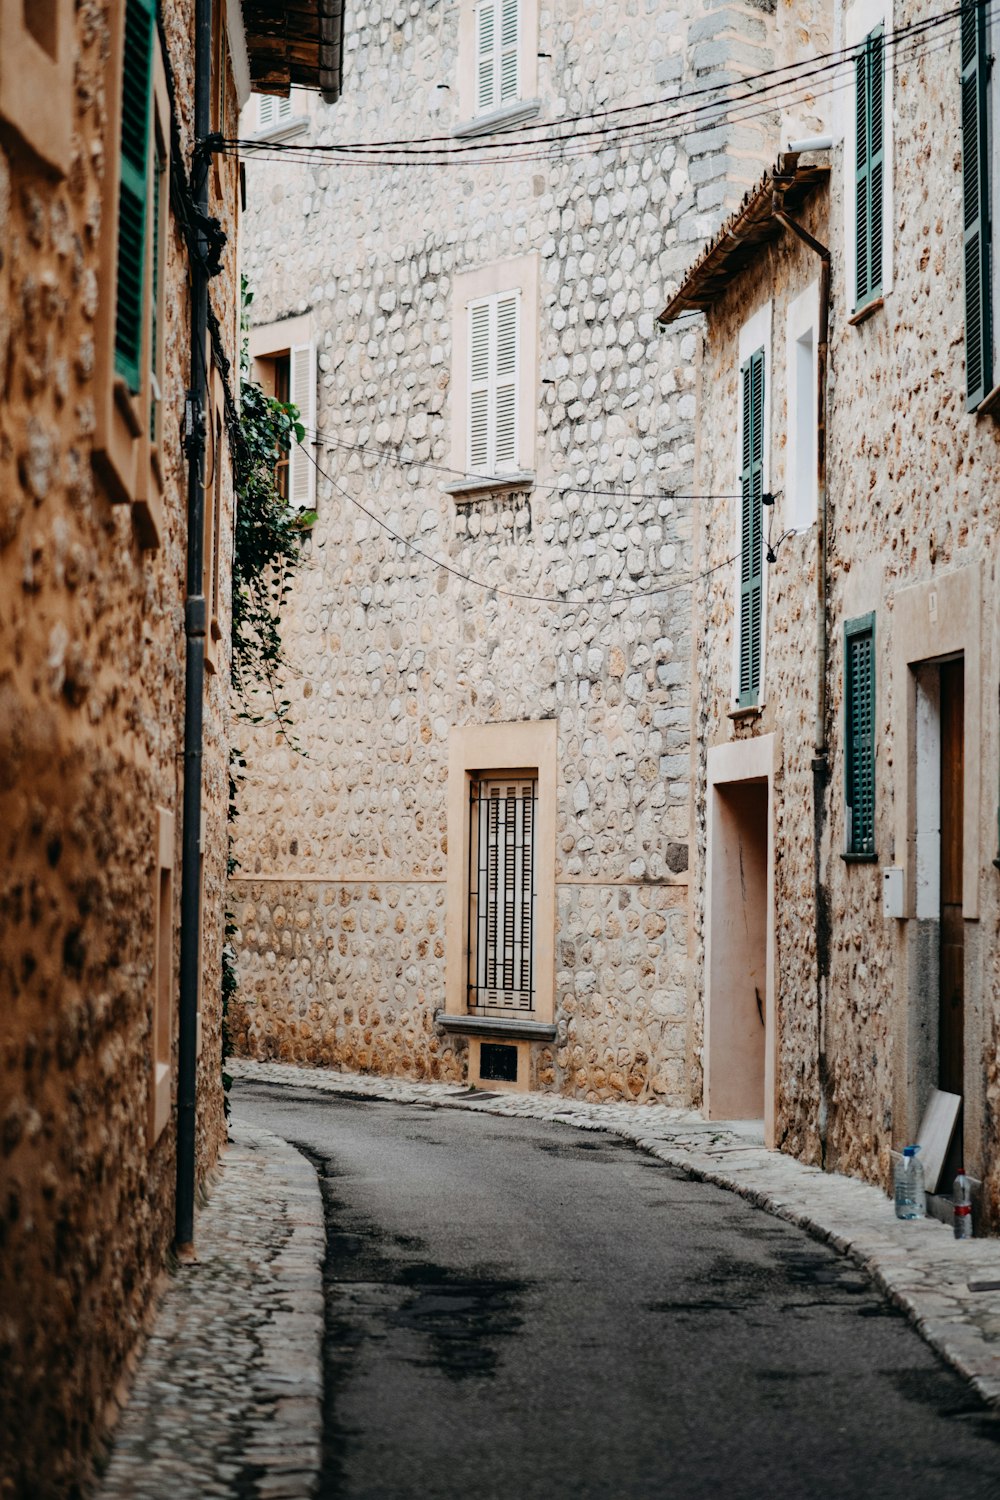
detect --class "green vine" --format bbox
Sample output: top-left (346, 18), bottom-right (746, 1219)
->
top-left (222, 280), bottom-right (314, 1116)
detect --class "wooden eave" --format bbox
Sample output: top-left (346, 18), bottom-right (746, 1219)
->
top-left (241, 0), bottom-right (345, 100)
top-left (658, 156), bottom-right (830, 324)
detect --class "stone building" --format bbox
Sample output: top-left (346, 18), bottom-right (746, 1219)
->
top-left (664, 0), bottom-right (1000, 1217)
top-left (230, 0), bottom-right (799, 1100)
top-left (0, 2), bottom-right (339, 1492)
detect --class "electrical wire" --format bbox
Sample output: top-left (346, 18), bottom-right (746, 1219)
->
top-left (303, 441), bottom-right (737, 608)
top-left (219, 1), bottom-right (970, 169)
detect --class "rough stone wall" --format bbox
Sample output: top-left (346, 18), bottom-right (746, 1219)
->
top-left (232, 0), bottom-right (777, 1102)
top-left (0, 5), bottom-right (237, 1493)
top-left (690, 0), bottom-right (1000, 1209)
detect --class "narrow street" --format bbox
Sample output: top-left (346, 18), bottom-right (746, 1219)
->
top-left (236, 1079), bottom-right (1000, 1500)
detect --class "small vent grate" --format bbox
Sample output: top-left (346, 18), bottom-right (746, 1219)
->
top-left (480, 1042), bottom-right (518, 1084)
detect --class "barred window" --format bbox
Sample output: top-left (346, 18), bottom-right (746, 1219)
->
top-left (468, 774), bottom-right (536, 1016)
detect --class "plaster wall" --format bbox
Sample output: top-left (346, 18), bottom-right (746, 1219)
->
top-left (0, 4), bottom-right (239, 1490)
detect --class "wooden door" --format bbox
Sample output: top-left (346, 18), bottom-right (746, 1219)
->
top-left (939, 658), bottom-right (964, 1169)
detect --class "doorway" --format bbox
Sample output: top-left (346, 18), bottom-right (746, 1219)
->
top-left (705, 778), bottom-right (769, 1120)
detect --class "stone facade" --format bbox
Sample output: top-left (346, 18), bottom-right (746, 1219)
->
top-left (681, 0), bottom-right (1000, 1216)
top-left (0, 3), bottom-right (242, 1492)
top-left (232, 0), bottom-right (783, 1102)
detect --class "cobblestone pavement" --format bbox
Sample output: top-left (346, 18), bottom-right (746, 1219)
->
top-left (97, 1123), bottom-right (324, 1500)
top-left (231, 1058), bottom-right (1000, 1412)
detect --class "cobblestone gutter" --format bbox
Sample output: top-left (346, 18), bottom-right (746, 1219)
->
top-left (234, 1058), bottom-right (1000, 1412)
top-left (97, 1123), bottom-right (324, 1500)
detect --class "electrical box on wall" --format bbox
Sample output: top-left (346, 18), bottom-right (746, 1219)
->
top-left (883, 866), bottom-right (904, 919)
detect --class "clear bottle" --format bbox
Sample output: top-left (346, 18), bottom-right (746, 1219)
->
top-left (953, 1168), bottom-right (973, 1240)
top-left (894, 1145), bottom-right (926, 1220)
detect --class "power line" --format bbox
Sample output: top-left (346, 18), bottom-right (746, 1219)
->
top-left (306, 425), bottom-right (739, 504)
top-left (221, 2), bottom-right (967, 169)
top-left (303, 442), bottom-right (737, 609)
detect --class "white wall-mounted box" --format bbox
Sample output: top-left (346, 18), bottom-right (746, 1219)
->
top-left (883, 866), bottom-right (904, 919)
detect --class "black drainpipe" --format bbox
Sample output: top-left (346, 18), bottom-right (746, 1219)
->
top-left (176, 0), bottom-right (212, 1256)
top-left (772, 168), bottom-right (833, 1168)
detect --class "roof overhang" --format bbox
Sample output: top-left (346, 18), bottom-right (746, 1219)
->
top-left (240, 0), bottom-right (346, 103)
top-left (658, 154), bottom-right (830, 325)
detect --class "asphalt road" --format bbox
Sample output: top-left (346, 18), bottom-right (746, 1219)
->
top-left (234, 1080), bottom-right (1000, 1499)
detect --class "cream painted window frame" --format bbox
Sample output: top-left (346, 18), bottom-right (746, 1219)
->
top-left (0, 0), bottom-right (74, 174)
top-left (453, 0), bottom-right (540, 137)
top-left (841, 0), bottom-right (895, 315)
top-left (249, 313), bottom-right (317, 513)
top-left (150, 807), bottom-right (175, 1146)
top-left (447, 255), bottom-right (539, 494)
top-left (445, 721), bottom-right (557, 1026)
top-left (785, 279), bottom-right (819, 534)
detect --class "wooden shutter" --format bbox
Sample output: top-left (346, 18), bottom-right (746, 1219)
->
top-left (476, 0), bottom-right (496, 113)
top-left (468, 300), bottom-right (491, 470)
top-left (114, 0), bottom-right (155, 394)
top-left (258, 95), bottom-right (275, 129)
top-left (500, 0), bottom-right (519, 104)
top-left (961, 0), bottom-right (992, 409)
top-left (845, 620), bottom-right (876, 855)
top-left (470, 776), bottom-right (536, 1014)
top-left (855, 27), bottom-right (884, 309)
top-left (494, 292), bottom-right (518, 470)
top-left (288, 341), bottom-right (316, 510)
top-left (468, 293), bottom-right (519, 475)
top-left (738, 349), bottom-right (765, 707)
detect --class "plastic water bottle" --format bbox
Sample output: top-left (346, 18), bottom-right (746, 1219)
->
top-left (894, 1145), bottom-right (926, 1219)
top-left (953, 1168), bottom-right (973, 1239)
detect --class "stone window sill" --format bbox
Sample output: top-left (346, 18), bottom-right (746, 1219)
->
top-left (435, 1011), bottom-right (557, 1043)
top-left (444, 471), bottom-right (535, 500)
top-left (250, 117), bottom-right (309, 145)
top-left (848, 296), bottom-right (884, 327)
top-left (841, 850), bottom-right (878, 864)
top-left (451, 99), bottom-right (541, 139)
top-left (977, 380), bottom-right (1000, 417)
top-left (728, 703), bottom-right (763, 722)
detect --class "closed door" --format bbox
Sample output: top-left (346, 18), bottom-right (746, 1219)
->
top-left (939, 658), bottom-right (964, 1167)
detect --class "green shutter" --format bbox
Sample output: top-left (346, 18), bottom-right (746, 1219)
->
top-left (855, 27), bottom-right (884, 310)
top-left (845, 616), bottom-right (876, 856)
top-left (738, 348), bottom-right (765, 707)
top-left (114, 0), bottom-right (155, 395)
top-left (961, 0), bottom-right (992, 410)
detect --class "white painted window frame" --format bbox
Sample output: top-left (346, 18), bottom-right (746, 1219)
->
top-left (733, 301), bottom-right (773, 709)
top-left (785, 279), bottom-right (820, 534)
top-left (840, 0), bottom-right (895, 310)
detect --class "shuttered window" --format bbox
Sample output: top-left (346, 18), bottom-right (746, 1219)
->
top-left (258, 94), bottom-right (293, 131)
top-left (114, 0), bottom-right (155, 395)
top-left (468, 291), bottom-right (519, 475)
top-left (738, 347), bottom-right (765, 707)
top-left (468, 775), bottom-right (536, 1016)
top-left (288, 341), bottom-right (316, 510)
top-left (476, 0), bottom-right (519, 114)
top-left (854, 26), bottom-right (885, 310)
top-left (960, 0), bottom-right (993, 410)
top-left (845, 615), bottom-right (876, 857)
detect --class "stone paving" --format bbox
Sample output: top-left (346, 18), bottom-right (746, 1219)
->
top-left (233, 1057), bottom-right (1000, 1413)
top-left (97, 1123), bottom-right (324, 1500)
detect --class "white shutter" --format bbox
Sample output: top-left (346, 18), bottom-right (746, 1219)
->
top-left (258, 95), bottom-right (275, 130)
top-left (468, 300), bottom-right (491, 471)
top-left (476, 0), bottom-right (496, 113)
top-left (288, 341), bottom-right (316, 510)
top-left (493, 292), bottom-right (518, 471)
top-left (500, 0), bottom-right (519, 104)
top-left (278, 95), bottom-right (293, 122)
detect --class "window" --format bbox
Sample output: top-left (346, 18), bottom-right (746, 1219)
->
top-left (468, 291), bottom-right (519, 475)
top-left (960, 0), bottom-right (992, 410)
top-left (845, 615), bottom-right (877, 857)
top-left (448, 256), bottom-right (538, 490)
top-left (249, 315), bottom-right (316, 512)
top-left (476, 0), bottom-right (519, 114)
top-left (134, 81), bottom-right (168, 549)
top-left (854, 26), bottom-right (884, 311)
top-left (738, 347), bottom-right (765, 707)
top-left (0, 0), bottom-right (73, 173)
top-left (203, 374), bottom-right (225, 673)
top-left (150, 807), bottom-right (174, 1145)
top-left (115, 0), bottom-right (155, 396)
top-left (256, 93), bottom-right (294, 132)
top-left (468, 774), bottom-right (536, 1016)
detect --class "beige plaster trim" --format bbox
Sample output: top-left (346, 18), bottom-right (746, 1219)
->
top-left (892, 563), bottom-right (982, 920)
top-left (445, 720), bottom-right (557, 1024)
top-left (455, 0), bottom-right (539, 125)
top-left (449, 254), bottom-right (539, 479)
top-left (250, 312), bottom-right (312, 362)
top-left (705, 735), bottom-right (779, 1149)
top-left (0, 0), bottom-right (74, 174)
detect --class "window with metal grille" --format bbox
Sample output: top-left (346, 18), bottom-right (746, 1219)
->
top-left (845, 615), bottom-right (876, 857)
top-left (960, 0), bottom-right (992, 410)
top-left (114, 0), bottom-right (155, 395)
top-left (854, 26), bottom-right (884, 311)
top-left (475, 0), bottom-right (519, 114)
top-left (738, 346), bottom-right (765, 707)
top-left (468, 290), bottom-right (519, 476)
top-left (468, 774), bottom-right (536, 1016)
